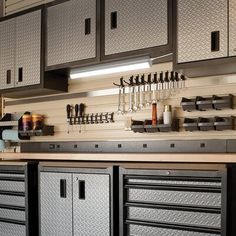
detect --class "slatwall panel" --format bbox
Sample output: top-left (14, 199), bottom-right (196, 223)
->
top-left (3, 63), bottom-right (236, 142)
top-left (5, 0), bottom-right (54, 15)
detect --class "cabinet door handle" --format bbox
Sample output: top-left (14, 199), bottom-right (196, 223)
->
top-left (6, 70), bottom-right (11, 84)
top-left (111, 11), bottom-right (117, 29)
top-left (79, 180), bottom-right (85, 200)
top-left (211, 31), bottom-right (220, 52)
top-left (18, 67), bottom-right (23, 82)
top-left (60, 179), bottom-right (67, 198)
top-left (85, 18), bottom-right (91, 35)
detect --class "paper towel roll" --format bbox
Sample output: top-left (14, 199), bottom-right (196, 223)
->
top-left (0, 140), bottom-right (5, 151)
top-left (2, 130), bottom-right (20, 141)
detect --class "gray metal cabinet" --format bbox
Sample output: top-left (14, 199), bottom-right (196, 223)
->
top-left (0, 162), bottom-right (38, 236)
top-left (40, 172), bottom-right (73, 236)
top-left (0, 18), bottom-right (15, 89)
top-left (47, 0), bottom-right (97, 67)
top-left (229, 0), bottom-right (236, 57)
top-left (104, 0), bottom-right (169, 56)
top-left (120, 167), bottom-right (227, 236)
top-left (0, 10), bottom-right (41, 89)
top-left (177, 0), bottom-right (228, 63)
top-left (73, 174), bottom-right (110, 236)
top-left (15, 10), bottom-right (41, 87)
top-left (39, 166), bottom-right (112, 236)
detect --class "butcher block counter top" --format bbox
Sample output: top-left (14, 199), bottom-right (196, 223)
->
top-left (1, 152), bottom-right (236, 163)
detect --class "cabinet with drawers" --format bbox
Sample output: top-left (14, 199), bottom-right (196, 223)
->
top-left (119, 165), bottom-right (227, 236)
top-left (0, 162), bottom-right (38, 236)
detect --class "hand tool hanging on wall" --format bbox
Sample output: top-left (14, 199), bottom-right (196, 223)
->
top-left (145, 73), bottom-right (152, 107)
top-left (133, 75), bottom-right (140, 111)
top-left (79, 103), bottom-right (85, 133)
top-left (125, 76), bottom-right (135, 113)
top-left (152, 73), bottom-right (158, 103)
top-left (139, 74), bottom-right (146, 109)
top-left (164, 71), bottom-right (170, 99)
top-left (114, 78), bottom-right (125, 115)
top-left (66, 104), bottom-right (72, 134)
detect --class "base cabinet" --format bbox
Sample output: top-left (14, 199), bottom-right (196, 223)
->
top-left (0, 162), bottom-right (38, 236)
top-left (119, 166), bottom-right (227, 236)
top-left (39, 164), bottom-right (113, 236)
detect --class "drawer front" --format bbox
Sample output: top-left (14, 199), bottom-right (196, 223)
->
top-left (0, 222), bottom-right (26, 236)
top-left (0, 194), bottom-right (25, 207)
top-left (0, 180), bottom-right (25, 192)
top-left (0, 208), bottom-right (25, 221)
top-left (128, 188), bottom-right (221, 207)
top-left (128, 207), bottom-right (221, 228)
top-left (128, 224), bottom-right (219, 236)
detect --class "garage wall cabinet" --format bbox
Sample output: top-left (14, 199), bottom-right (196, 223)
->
top-left (46, 0), bottom-right (172, 70)
top-left (39, 163), bottom-right (115, 236)
top-left (174, 0), bottom-right (236, 77)
top-left (46, 0), bottom-right (97, 69)
top-left (0, 6), bottom-right (67, 98)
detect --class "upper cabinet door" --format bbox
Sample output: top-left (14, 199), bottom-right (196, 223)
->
top-left (15, 10), bottom-right (41, 87)
top-left (177, 0), bottom-right (228, 63)
top-left (73, 173), bottom-right (110, 236)
top-left (103, 0), bottom-right (170, 58)
top-left (0, 18), bottom-right (15, 89)
top-left (47, 0), bottom-right (97, 68)
top-left (229, 0), bottom-right (236, 56)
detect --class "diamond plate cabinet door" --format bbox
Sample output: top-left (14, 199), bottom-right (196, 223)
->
top-left (104, 0), bottom-right (169, 57)
top-left (47, 0), bottom-right (97, 68)
top-left (40, 172), bottom-right (73, 236)
top-left (229, 0), bottom-right (236, 56)
top-left (177, 0), bottom-right (228, 63)
top-left (0, 18), bottom-right (16, 90)
top-left (15, 10), bottom-right (41, 87)
top-left (73, 174), bottom-right (110, 236)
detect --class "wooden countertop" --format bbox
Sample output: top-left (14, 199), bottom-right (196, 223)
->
top-left (1, 152), bottom-right (236, 163)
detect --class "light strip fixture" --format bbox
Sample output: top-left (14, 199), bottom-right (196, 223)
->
top-left (70, 57), bottom-right (152, 79)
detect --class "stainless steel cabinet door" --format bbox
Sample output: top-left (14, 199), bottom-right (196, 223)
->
top-left (0, 18), bottom-right (15, 89)
top-left (177, 0), bottom-right (228, 63)
top-left (104, 0), bottom-right (168, 56)
top-left (229, 0), bottom-right (236, 56)
top-left (40, 172), bottom-right (73, 236)
top-left (47, 0), bottom-right (96, 67)
top-left (15, 10), bottom-right (41, 87)
top-left (73, 174), bottom-right (110, 236)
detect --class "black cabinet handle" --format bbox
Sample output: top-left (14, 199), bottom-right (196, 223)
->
top-left (111, 11), bottom-right (117, 29)
top-left (79, 180), bottom-right (85, 200)
top-left (85, 18), bottom-right (91, 35)
top-left (211, 31), bottom-right (220, 52)
top-left (18, 67), bottom-right (23, 82)
top-left (6, 70), bottom-right (11, 84)
top-left (60, 179), bottom-right (67, 198)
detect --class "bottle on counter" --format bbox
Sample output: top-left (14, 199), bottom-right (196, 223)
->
top-left (163, 105), bottom-right (172, 125)
top-left (152, 102), bottom-right (158, 126)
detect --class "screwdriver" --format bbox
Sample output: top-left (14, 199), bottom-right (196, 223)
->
top-left (66, 104), bottom-right (71, 134)
top-left (79, 103), bottom-right (85, 133)
top-left (75, 104), bottom-right (79, 130)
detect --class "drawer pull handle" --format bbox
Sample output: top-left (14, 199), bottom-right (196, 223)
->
top-left (18, 67), bottom-right (23, 82)
top-left (111, 11), bottom-right (117, 29)
top-left (79, 180), bottom-right (85, 200)
top-left (6, 70), bottom-right (11, 84)
top-left (85, 18), bottom-right (91, 35)
top-left (60, 179), bottom-right (67, 198)
top-left (211, 31), bottom-right (220, 52)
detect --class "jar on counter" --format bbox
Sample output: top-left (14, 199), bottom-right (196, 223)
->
top-left (22, 114), bottom-right (32, 131)
top-left (32, 114), bottom-right (44, 130)
top-left (163, 105), bottom-right (172, 125)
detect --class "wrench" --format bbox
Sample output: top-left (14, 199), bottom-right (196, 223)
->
top-left (138, 74), bottom-right (145, 109)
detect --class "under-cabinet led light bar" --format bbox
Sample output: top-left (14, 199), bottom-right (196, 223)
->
top-left (70, 57), bottom-right (152, 79)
